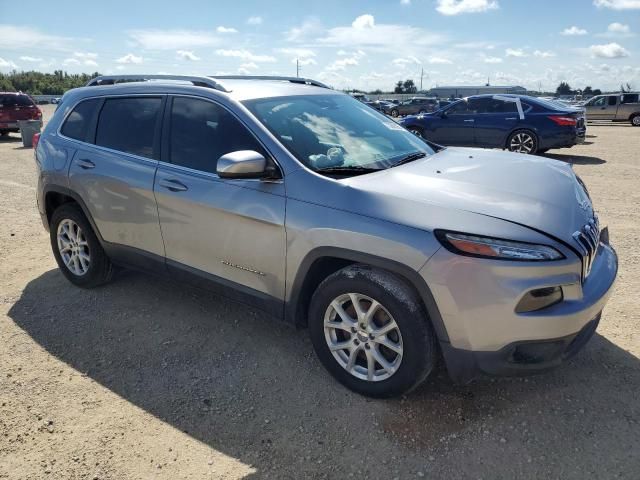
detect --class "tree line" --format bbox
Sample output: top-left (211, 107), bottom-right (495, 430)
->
top-left (0, 70), bottom-right (101, 95)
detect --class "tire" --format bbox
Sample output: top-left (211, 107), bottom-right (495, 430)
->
top-left (308, 264), bottom-right (437, 398)
top-left (631, 114), bottom-right (640, 127)
top-left (419, 110), bottom-right (427, 115)
top-left (507, 129), bottom-right (538, 154)
top-left (408, 127), bottom-right (424, 138)
top-left (50, 203), bottom-right (113, 288)
top-left (390, 109), bottom-right (399, 118)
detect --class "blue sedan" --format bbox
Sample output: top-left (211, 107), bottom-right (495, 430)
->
top-left (399, 94), bottom-right (586, 154)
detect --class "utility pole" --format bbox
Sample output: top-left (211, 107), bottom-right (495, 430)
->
top-left (420, 67), bottom-right (424, 91)
top-left (296, 58), bottom-right (300, 78)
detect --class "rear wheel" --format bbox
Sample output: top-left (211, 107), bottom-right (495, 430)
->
top-left (50, 204), bottom-right (113, 288)
top-left (631, 114), bottom-right (640, 127)
top-left (390, 109), bottom-right (399, 118)
top-left (507, 130), bottom-right (538, 154)
top-left (308, 265), bottom-right (437, 398)
top-left (408, 127), bottom-right (424, 138)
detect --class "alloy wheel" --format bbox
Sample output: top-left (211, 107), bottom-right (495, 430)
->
top-left (409, 128), bottom-right (423, 138)
top-left (57, 219), bottom-right (91, 276)
top-left (509, 132), bottom-right (535, 153)
top-left (632, 116), bottom-right (640, 126)
top-left (323, 293), bottom-right (403, 382)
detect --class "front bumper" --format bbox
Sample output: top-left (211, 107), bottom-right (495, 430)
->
top-left (421, 236), bottom-right (617, 383)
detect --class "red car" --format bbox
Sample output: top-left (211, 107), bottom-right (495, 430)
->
top-left (0, 92), bottom-right (43, 136)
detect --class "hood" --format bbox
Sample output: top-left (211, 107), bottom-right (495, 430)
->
top-left (342, 147), bottom-right (594, 242)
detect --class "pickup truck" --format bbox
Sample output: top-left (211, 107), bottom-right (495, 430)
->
top-left (583, 93), bottom-right (640, 126)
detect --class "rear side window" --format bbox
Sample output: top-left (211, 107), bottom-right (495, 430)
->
top-left (96, 97), bottom-right (162, 158)
top-left (608, 96), bottom-right (618, 106)
top-left (169, 97), bottom-right (264, 174)
top-left (622, 94), bottom-right (639, 104)
top-left (60, 98), bottom-right (99, 141)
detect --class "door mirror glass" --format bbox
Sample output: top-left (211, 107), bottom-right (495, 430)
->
top-left (216, 150), bottom-right (268, 179)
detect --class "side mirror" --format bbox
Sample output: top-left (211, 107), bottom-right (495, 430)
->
top-left (217, 150), bottom-right (272, 179)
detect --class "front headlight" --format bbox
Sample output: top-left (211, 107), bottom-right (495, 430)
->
top-left (435, 231), bottom-right (565, 261)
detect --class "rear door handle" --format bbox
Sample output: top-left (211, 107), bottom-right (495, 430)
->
top-left (159, 178), bottom-right (188, 192)
top-left (505, 117), bottom-right (517, 120)
top-left (76, 159), bottom-right (95, 169)
top-left (463, 119), bottom-right (475, 123)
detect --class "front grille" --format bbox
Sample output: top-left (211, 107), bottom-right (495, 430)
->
top-left (573, 216), bottom-right (600, 280)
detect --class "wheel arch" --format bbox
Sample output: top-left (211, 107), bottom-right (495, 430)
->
top-left (43, 185), bottom-right (105, 244)
top-left (285, 247), bottom-right (450, 343)
top-left (504, 127), bottom-right (539, 150)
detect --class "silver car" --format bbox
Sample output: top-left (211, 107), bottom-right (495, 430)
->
top-left (35, 75), bottom-right (618, 397)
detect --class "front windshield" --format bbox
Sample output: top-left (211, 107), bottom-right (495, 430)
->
top-left (243, 94), bottom-right (434, 172)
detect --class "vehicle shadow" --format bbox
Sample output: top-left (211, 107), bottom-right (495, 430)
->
top-left (543, 152), bottom-right (606, 165)
top-left (7, 269), bottom-right (639, 478)
top-left (0, 134), bottom-right (22, 143)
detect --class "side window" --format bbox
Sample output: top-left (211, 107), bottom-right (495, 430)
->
top-left (447, 100), bottom-right (471, 115)
top-left (95, 97), bottom-right (162, 158)
top-left (169, 97), bottom-right (264, 174)
top-left (60, 98), bottom-right (100, 141)
top-left (591, 96), bottom-right (605, 107)
top-left (622, 94), bottom-right (639, 104)
top-left (467, 98), bottom-right (495, 113)
top-left (607, 96), bottom-right (618, 106)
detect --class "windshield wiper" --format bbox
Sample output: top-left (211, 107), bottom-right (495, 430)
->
top-left (391, 151), bottom-right (427, 167)
top-left (315, 165), bottom-right (382, 175)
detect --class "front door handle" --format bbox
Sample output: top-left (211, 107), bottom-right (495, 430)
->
top-left (76, 159), bottom-right (95, 169)
top-left (505, 117), bottom-right (517, 120)
top-left (463, 119), bottom-right (475, 123)
top-left (159, 178), bottom-right (188, 192)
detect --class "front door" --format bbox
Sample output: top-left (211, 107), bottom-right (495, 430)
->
top-left (586, 95), bottom-right (618, 120)
top-left (154, 96), bottom-right (286, 308)
top-left (432, 100), bottom-right (476, 146)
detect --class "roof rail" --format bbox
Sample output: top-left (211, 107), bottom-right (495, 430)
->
top-left (211, 75), bottom-right (331, 89)
top-left (85, 75), bottom-right (229, 92)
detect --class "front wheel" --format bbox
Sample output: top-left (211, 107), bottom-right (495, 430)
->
top-left (390, 109), bottom-right (399, 118)
top-left (408, 127), bottom-right (424, 138)
top-left (507, 130), bottom-right (538, 154)
top-left (308, 265), bottom-right (437, 398)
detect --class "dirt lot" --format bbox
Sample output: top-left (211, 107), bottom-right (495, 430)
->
top-left (1, 105), bottom-right (638, 479)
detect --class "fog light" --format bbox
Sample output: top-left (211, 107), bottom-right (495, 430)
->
top-left (515, 286), bottom-right (563, 313)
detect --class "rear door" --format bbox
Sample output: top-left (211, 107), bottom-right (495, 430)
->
top-left (66, 96), bottom-right (166, 258)
top-left (154, 95), bottom-right (286, 306)
top-left (469, 97), bottom-right (519, 148)
top-left (432, 99), bottom-right (476, 146)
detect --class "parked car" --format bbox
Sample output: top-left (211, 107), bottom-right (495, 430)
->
top-left (400, 94), bottom-right (586, 154)
top-left (51, 97), bottom-right (62, 104)
top-left (0, 92), bottom-right (43, 136)
top-left (382, 98), bottom-right (400, 105)
top-left (371, 100), bottom-right (395, 112)
top-left (383, 97), bottom-right (439, 117)
top-left (36, 75), bottom-right (617, 397)
top-left (583, 93), bottom-right (640, 126)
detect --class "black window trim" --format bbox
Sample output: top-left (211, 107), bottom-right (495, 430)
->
top-left (57, 93), bottom-right (166, 165)
top-left (160, 93), bottom-right (282, 181)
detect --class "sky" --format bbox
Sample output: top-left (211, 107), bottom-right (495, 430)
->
top-left (1, 0), bottom-right (639, 92)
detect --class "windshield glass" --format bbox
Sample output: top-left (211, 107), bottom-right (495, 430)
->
top-left (243, 94), bottom-right (434, 172)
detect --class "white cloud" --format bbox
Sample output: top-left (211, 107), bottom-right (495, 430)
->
top-left (436, 0), bottom-right (499, 15)
top-left (84, 59), bottom-right (99, 67)
top-left (318, 14), bottom-right (444, 50)
top-left (116, 65), bottom-right (126, 71)
top-left (594, 0), bottom-right (640, 9)
top-left (484, 56), bottom-right (503, 63)
top-left (0, 57), bottom-right (19, 70)
top-left (393, 56), bottom-right (421, 66)
top-left (129, 29), bottom-right (219, 50)
top-left (116, 53), bottom-right (143, 64)
top-left (401, 0), bottom-right (411, 4)
top-left (0, 25), bottom-right (74, 51)
top-left (285, 18), bottom-right (324, 42)
top-left (326, 56), bottom-right (359, 72)
top-left (533, 50), bottom-right (555, 58)
top-left (247, 16), bottom-right (263, 25)
top-left (216, 26), bottom-right (238, 34)
top-left (277, 48), bottom-right (316, 59)
top-left (19, 56), bottom-right (42, 62)
top-left (176, 50), bottom-right (200, 61)
top-left (561, 26), bottom-right (588, 36)
top-left (505, 48), bottom-right (526, 57)
top-left (239, 62), bottom-right (259, 70)
top-left (589, 42), bottom-right (630, 58)
top-left (428, 56), bottom-right (452, 64)
top-left (215, 49), bottom-right (276, 62)
top-left (608, 22), bottom-right (630, 33)
top-left (62, 58), bottom-right (80, 66)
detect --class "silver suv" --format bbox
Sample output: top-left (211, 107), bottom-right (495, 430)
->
top-left (35, 75), bottom-right (618, 397)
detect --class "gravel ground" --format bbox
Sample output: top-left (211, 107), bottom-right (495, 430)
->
top-left (1, 106), bottom-right (638, 479)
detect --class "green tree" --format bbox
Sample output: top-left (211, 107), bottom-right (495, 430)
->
top-left (555, 82), bottom-right (573, 96)
top-left (403, 79), bottom-right (417, 94)
top-left (394, 81), bottom-right (404, 94)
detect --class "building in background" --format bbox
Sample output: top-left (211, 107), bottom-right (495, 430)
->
top-left (429, 85), bottom-right (527, 98)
